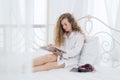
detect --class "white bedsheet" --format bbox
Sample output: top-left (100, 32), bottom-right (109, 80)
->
top-left (29, 49), bottom-right (120, 80)
top-left (1, 49), bottom-right (120, 80)
top-left (31, 65), bottom-right (120, 80)
top-left (1, 65), bottom-right (120, 80)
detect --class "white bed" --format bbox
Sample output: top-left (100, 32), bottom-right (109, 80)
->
top-left (21, 15), bottom-right (120, 80)
top-left (2, 15), bottom-right (120, 80)
top-left (3, 51), bottom-right (120, 80)
top-left (27, 15), bottom-right (120, 80)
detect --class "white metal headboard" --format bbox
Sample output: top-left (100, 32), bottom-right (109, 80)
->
top-left (78, 15), bottom-right (120, 67)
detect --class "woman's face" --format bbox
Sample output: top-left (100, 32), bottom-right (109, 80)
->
top-left (61, 18), bottom-right (72, 32)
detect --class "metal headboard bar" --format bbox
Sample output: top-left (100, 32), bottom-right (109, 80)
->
top-left (78, 15), bottom-right (120, 32)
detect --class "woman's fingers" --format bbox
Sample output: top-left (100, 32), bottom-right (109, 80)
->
top-left (53, 51), bottom-right (62, 56)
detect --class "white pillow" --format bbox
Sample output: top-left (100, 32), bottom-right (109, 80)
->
top-left (79, 36), bottom-right (100, 65)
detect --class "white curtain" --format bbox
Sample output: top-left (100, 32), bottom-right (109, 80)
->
top-left (0, 0), bottom-right (34, 79)
top-left (72, 0), bottom-right (88, 18)
top-left (105, 0), bottom-right (119, 27)
top-left (0, 0), bottom-right (34, 54)
top-left (115, 1), bottom-right (120, 29)
top-left (105, 0), bottom-right (120, 63)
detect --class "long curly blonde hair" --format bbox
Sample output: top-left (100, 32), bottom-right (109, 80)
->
top-left (54, 13), bottom-right (85, 47)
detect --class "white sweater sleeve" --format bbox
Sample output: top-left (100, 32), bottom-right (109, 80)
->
top-left (63, 34), bottom-right (84, 59)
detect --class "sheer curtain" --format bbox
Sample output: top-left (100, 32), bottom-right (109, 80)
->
top-left (0, 0), bottom-right (34, 54)
top-left (105, 0), bottom-right (120, 63)
top-left (72, 0), bottom-right (89, 18)
top-left (105, 0), bottom-right (119, 27)
top-left (0, 0), bottom-right (34, 79)
top-left (116, 1), bottom-right (120, 29)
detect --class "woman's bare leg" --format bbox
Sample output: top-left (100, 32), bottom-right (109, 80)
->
top-left (33, 62), bottom-right (65, 72)
top-left (33, 54), bottom-right (57, 67)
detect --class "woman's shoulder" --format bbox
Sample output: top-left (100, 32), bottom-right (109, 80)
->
top-left (73, 31), bottom-right (84, 37)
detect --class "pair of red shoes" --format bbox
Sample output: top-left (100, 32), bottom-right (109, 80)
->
top-left (78, 64), bottom-right (95, 72)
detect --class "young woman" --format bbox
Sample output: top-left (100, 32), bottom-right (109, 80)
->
top-left (33, 13), bottom-right (85, 72)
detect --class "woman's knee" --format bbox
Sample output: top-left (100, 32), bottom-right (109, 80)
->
top-left (33, 59), bottom-right (39, 66)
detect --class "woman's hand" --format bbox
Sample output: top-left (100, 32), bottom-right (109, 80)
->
top-left (47, 44), bottom-right (53, 47)
top-left (53, 50), bottom-right (62, 57)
